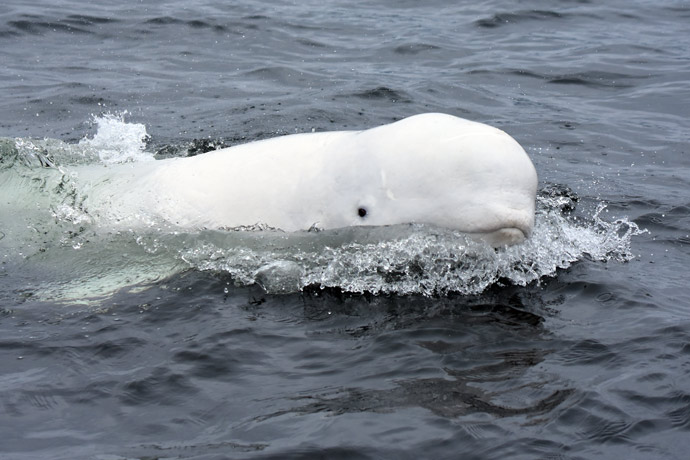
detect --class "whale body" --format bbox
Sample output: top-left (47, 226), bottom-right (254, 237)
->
top-left (77, 113), bottom-right (538, 246)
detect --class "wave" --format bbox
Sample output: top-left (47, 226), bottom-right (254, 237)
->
top-left (474, 10), bottom-right (567, 29)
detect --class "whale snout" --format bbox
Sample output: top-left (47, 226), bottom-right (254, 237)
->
top-left (461, 202), bottom-right (535, 247)
top-left (467, 211), bottom-right (533, 246)
top-left (478, 227), bottom-right (529, 247)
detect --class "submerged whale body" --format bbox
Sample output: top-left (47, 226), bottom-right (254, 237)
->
top-left (78, 113), bottom-right (538, 246)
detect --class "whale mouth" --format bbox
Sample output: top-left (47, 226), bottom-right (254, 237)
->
top-left (469, 227), bottom-right (528, 247)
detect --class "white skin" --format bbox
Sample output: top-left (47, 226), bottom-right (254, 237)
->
top-left (78, 113), bottom-right (538, 246)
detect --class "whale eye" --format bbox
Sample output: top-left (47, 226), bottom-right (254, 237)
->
top-left (358, 207), bottom-right (367, 218)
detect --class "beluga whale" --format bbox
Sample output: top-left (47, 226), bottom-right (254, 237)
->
top-left (77, 113), bottom-right (538, 246)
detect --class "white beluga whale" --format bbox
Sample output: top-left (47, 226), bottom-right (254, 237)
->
top-left (77, 113), bottom-right (538, 246)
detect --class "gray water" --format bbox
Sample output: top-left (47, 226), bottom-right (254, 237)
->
top-left (1, 1), bottom-right (689, 459)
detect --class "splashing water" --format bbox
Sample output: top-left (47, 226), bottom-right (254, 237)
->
top-left (3, 112), bottom-right (151, 169)
top-left (171, 199), bottom-right (644, 296)
top-left (78, 112), bottom-right (152, 164)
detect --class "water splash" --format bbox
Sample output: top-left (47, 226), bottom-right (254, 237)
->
top-left (167, 197), bottom-right (645, 296)
top-left (78, 112), bottom-right (152, 164)
top-left (3, 112), bottom-right (153, 168)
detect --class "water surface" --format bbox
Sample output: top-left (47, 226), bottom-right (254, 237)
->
top-left (1, 1), bottom-right (689, 459)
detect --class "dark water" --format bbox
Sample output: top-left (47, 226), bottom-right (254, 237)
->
top-left (1, 1), bottom-right (689, 459)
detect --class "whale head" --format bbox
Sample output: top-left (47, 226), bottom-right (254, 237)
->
top-left (312, 113), bottom-right (538, 246)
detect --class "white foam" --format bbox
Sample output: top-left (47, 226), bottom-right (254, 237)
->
top-left (79, 112), bottom-right (153, 164)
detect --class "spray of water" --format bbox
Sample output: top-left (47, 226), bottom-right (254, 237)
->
top-left (78, 112), bottom-right (152, 164)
